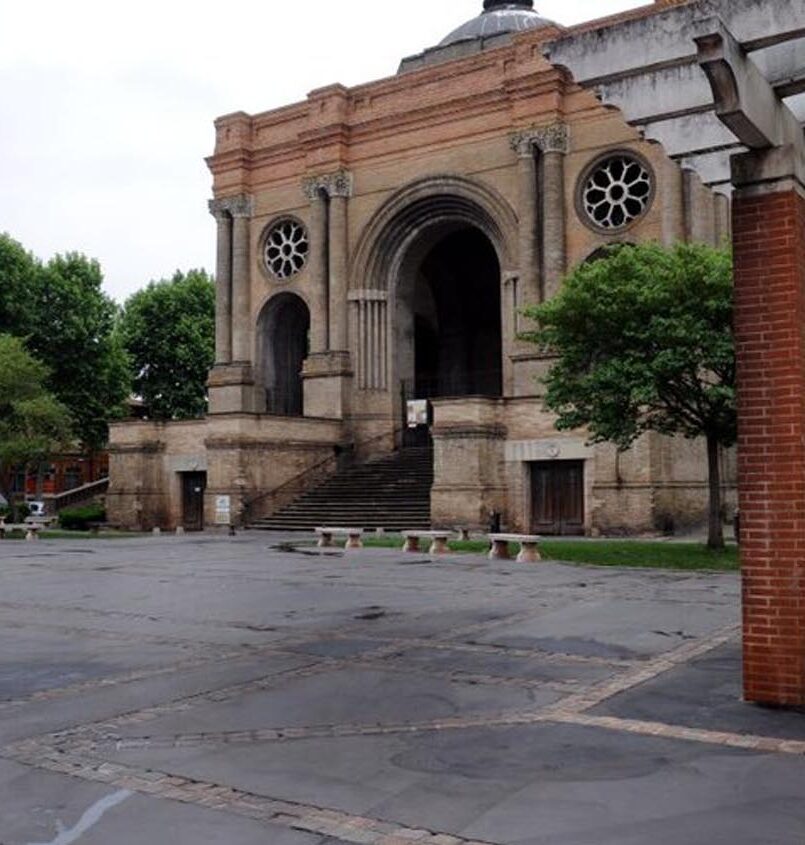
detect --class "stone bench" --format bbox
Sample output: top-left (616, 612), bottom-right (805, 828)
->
top-left (315, 527), bottom-right (364, 550)
top-left (489, 534), bottom-right (542, 563)
top-left (402, 530), bottom-right (452, 555)
top-left (0, 523), bottom-right (44, 541)
top-left (88, 522), bottom-right (122, 535)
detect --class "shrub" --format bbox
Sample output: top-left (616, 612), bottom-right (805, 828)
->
top-left (59, 504), bottom-right (106, 531)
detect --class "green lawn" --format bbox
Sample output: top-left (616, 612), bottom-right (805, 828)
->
top-left (1, 529), bottom-right (144, 540)
top-left (361, 535), bottom-right (739, 572)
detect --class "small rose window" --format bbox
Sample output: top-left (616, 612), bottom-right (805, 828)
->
top-left (263, 219), bottom-right (309, 280)
top-left (580, 154), bottom-right (653, 231)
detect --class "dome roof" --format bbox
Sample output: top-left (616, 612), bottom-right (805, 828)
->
top-left (439, 1), bottom-right (554, 47)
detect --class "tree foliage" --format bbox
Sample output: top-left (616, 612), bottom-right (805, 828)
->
top-left (118, 270), bottom-right (215, 420)
top-left (0, 234), bottom-right (130, 451)
top-left (521, 242), bottom-right (735, 548)
top-left (0, 235), bottom-right (38, 336)
top-left (0, 335), bottom-right (72, 521)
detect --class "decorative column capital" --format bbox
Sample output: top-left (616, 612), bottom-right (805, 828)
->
top-left (302, 169), bottom-right (354, 200)
top-left (510, 123), bottom-right (570, 157)
top-left (208, 195), bottom-right (254, 219)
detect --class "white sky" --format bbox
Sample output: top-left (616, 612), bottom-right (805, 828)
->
top-left (0, 0), bottom-right (646, 303)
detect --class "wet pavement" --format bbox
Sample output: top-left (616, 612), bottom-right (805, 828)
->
top-left (0, 533), bottom-right (802, 844)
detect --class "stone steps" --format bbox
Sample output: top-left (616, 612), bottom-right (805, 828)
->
top-left (250, 447), bottom-right (434, 532)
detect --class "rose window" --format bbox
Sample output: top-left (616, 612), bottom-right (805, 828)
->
top-left (581, 154), bottom-right (653, 230)
top-left (263, 219), bottom-right (309, 280)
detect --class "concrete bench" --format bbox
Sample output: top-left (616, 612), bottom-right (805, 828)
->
top-left (0, 523), bottom-right (44, 541)
top-left (402, 530), bottom-right (451, 555)
top-left (315, 527), bottom-right (364, 550)
top-left (489, 534), bottom-right (542, 563)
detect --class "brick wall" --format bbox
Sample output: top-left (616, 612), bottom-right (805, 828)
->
top-left (733, 188), bottom-right (805, 708)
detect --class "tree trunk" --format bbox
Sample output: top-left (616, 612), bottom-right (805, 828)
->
top-left (706, 433), bottom-right (724, 550)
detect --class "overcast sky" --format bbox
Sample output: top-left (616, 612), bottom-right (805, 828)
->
top-left (0, 0), bottom-right (645, 303)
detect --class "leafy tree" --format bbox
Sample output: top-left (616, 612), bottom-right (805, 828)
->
top-left (522, 242), bottom-right (735, 549)
top-left (118, 270), bottom-right (215, 420)
top-left (0, 335), bottom-right (72, 522)
top-left (26, 253), bottom-right (130, 452)
top-left (0, 238), bottom-right (130, 452)
top-left (0, 234), bottom-right (39, 337)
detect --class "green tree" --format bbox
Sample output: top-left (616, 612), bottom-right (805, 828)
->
top-left (0, 238), bottom-right (131, 451)
top-left (0, 234), bottom-right (39, 337)
top-left (0, 335), bottom-right (72, 521)
top-left (25, 253), bottom-right (130, 452)
top-left (521, 242), bottom-right (735, 549)
top-left (118, 270), bottom-right (215, 420)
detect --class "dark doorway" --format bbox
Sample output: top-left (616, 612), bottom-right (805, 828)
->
top-left (182, 472), bottom-right (207, 532)
top-left (531, 461), bottom-right (585, 536)
top-left (412, 227), bottom-right (502, 399)
top-left (258, 293), bottom-right (310, 416)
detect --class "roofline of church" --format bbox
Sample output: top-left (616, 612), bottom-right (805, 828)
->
top-left (212, 0), bottom-right (691, 128)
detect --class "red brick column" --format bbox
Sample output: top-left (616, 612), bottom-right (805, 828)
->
top-left (733, 187), bottom-right (805, 708)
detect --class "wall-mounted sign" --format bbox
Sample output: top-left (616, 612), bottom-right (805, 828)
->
top-left (215, 495), bottom-right (231, 525)
top-left (407, 400), bottom-right (429, 428)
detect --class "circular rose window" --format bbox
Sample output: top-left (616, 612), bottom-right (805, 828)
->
top-left (263, 219), bottom-right (309, 280)
top-left (579, 153), bottom-right (654, 231)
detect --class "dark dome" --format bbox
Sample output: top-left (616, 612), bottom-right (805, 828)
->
top-left (439, 1), bottom-right (554, 47)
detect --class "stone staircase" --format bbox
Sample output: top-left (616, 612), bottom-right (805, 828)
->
top-left (249, 447), bottom-right (433, 532)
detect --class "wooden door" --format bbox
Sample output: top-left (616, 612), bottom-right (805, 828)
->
top-left (531, 461), bottom-right (585, 536)
top-left (182, 472), bottom-right (206, 532)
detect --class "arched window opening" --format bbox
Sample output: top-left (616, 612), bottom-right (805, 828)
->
top-left (257, 294), bottom-right (310, 417)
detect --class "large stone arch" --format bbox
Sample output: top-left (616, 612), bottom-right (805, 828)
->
top-left (351, 175), bottom-right (519, 291)
top-left (349, 176), bottom-right (518, 395)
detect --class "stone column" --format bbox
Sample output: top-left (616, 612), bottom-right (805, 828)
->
top-left (328, 173), bottom-right (352, 352)
top-left (536, 124), bottom-right (570, 301)
top-left (300, 171), bottom-right (354, 419)
top-left (732, 152), bottom-right (805, 709)
top-left (714, 191), bottom-right (731, 246)
top-left (304, 179), bottom-right (329, 354)
top-left (207, 195), bottom-right (257, 415)
top-left (229, 196), bottom-right (253, 364)
top-left (510, 132), bottom-right (540, 306)
top-left (208, 201), bottom-right (232, 365)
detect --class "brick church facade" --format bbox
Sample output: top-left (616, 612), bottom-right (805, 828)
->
top-left (108, 0), bottom-right (735, 534)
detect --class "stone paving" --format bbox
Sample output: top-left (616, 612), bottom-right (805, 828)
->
top-left (0, 534), bottom-right (803, 844)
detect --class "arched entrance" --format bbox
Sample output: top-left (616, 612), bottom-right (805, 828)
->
top-left (349, 176), bottom-right (518, 403)
top-left (405, 226), bottom-right (502, 398)
top-left (257, 293), bottom-right (310, 416)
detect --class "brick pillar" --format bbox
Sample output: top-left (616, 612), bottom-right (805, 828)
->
top-left (733, 184), bottom-right (805, 708)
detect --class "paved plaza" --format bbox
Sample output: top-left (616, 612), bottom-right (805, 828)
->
top-left (0, 535), bottom-right (804, 844)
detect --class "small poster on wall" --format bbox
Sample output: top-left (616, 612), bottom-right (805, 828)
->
top-left (215, 495), bottom-right (231, 525)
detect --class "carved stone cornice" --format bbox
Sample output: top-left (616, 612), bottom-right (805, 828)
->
top-left (302, 169), bottom-right (354, 201)
top-left (510, 123), bottom-right (571, 158)
top-left (208, 195), bottom-right (254, 219)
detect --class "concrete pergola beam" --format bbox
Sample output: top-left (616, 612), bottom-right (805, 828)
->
top-left (696, 19), bottom-right (804, 151)
top-left (546, 0), bottom-right (805, 85)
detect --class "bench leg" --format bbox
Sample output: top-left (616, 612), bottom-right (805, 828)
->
top-left (403, 536), bottom-right (420, 553)
top-left (317, 533), bottom-right (334, 548)
top-left (517, 541), bottom-right (542, 564)
top-left (25, 530), bottom-right (38, 542)
top-left (429, 537), bottom-right (450, 555)
top-left (457, 529), bottom-right (470, 542)
top-left (489, 539), bottom-right (510, 560)
top-left (345, 534), bottom-right (363, 550)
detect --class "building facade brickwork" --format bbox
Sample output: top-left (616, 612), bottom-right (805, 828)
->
top-left (109, 0), bottom-right (735, 536)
